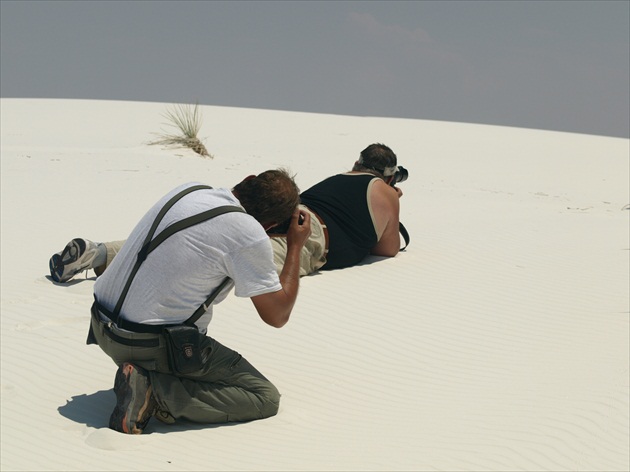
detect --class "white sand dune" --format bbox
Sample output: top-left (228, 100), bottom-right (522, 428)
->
top-left (1, 98), bottom-right (628, 471)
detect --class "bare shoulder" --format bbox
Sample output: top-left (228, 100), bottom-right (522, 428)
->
top-left (369, 178), bottom-right (400, 210)
top-left (368, 178), bottom-right (400, 250)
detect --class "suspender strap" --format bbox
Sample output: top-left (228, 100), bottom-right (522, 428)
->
top-left (114, 184), bottom-right (214, 316)
top-left (94, 278), bottom-right (230, 334)
top-left (107, 185), bottom-right (245, 331)
top-left (137, 184), bottom-right (213, 263)
top-left (143, 206), bottom-right (244, 259)
top-left (186, 277), bottom-right (231, 327)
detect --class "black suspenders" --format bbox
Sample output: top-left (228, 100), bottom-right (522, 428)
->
top-left (94, 185), bottom-right (244, 334)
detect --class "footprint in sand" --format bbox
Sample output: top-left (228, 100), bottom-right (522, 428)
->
top-left (84, 428), bottom-right (149, 450)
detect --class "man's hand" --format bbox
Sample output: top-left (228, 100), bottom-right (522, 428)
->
top-left (286, 209), bottom-right (311, 248)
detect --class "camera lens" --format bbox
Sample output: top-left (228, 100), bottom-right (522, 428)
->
top-left (395, 166), bottom-right (408, 184)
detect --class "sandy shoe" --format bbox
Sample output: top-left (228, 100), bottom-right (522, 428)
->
top-left (109, 363), bottom-right (157, 434)
top-left (49, 238), bottom-right (99, 282)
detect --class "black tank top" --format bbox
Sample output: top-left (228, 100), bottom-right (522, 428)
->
top-left (300, 174), bottom-right (378, 270)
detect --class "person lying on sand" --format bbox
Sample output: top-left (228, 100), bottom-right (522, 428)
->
top-left (50, 143), bottom-right (405, 283)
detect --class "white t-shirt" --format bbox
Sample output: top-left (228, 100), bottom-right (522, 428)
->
top-left (94, 183), bottom-right (281, 332)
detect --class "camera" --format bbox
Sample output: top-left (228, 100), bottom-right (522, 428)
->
top-left (391, 166), bottom-right (408, 186)
top-left (267, 212), bottom-right (304, 235)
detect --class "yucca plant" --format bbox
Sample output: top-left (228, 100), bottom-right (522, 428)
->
top-left (149, 103), bottom-right (212, 157)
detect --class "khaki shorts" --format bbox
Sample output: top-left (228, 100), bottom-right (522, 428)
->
top-left (269, 205), bottom-right (327, 277)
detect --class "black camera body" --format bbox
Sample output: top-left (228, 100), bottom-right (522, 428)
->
top-left (391, 166), bottom-right (408, 186)
top-left (267, 213), bottom-right (305, 235)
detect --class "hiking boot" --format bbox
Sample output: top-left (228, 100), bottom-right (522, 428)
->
top-left (49, 238), bottom-right (100, 282)
top-left (109, 363), bottom-right (157, 435)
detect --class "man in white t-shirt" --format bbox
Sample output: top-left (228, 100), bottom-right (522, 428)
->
top-left (87, 169), bottom-right (310, 434)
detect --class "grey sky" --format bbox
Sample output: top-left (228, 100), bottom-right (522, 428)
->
top-left (1, 0), bottom-right (628, 138)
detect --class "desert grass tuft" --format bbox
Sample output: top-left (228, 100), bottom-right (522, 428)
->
top-left (149, 103), bottom-right (212, 157)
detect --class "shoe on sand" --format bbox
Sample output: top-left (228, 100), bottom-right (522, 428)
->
top-left (49, 238), bottom-right (99, 283)
top-left (109, 363), bottom-right (157, 435)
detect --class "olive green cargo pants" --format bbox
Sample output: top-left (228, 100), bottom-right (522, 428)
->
top-left (89, 312), bottom-right (280, 424)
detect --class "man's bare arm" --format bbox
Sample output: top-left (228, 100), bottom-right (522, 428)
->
top-left (370, 179), bottom-right (401, 257)
top-left (251, 210), bottom-right (311, 328)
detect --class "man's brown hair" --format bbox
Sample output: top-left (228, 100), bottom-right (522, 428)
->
top-left (233, 169), bottom-right (300, 225)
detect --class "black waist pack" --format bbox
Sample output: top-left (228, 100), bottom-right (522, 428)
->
top-left (163, 325), bottom-right (204, 375)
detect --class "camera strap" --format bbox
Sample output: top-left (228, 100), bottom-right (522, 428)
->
top-left (399, 222), bottom-right (410, 251)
